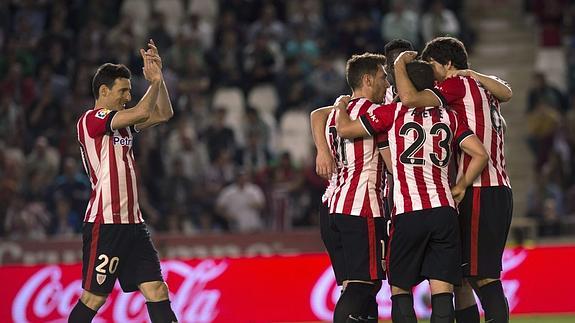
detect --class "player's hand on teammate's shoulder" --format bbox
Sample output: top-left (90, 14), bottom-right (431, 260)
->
top-left (334, 95), bottom-right (351, 110)
top-left (453, 69), bottom-right (474, 78)
top-left (394, 50), bottom-right (418, 66)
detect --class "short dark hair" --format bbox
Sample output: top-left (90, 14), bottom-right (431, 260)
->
top-left (384, 39), bottom-right (414, 61)
top-left (405, 60), bottom-right (435, 91)
top-left (345, 53), bottom-right (386, 90)
top-left (421, 36), bottom-right (468, 70)
top-left (92, 63), bottom-right (131, 99)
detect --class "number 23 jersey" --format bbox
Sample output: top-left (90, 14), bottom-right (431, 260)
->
top-left (360, 103), bottom-right (473, 216)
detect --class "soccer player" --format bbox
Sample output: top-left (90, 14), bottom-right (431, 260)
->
top-left (312, 53), bottom-right (391, 323)
top-left (394, 37), bottom-right (513, 323)
top-left (68, 40), bottom-right (177, 323)
top-left (383, 39), bottom-right (415, 103)
top-left (335, 60), bottom-right (489, 323)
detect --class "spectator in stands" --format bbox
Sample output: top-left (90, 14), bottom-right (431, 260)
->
top-left (235, 132), bottom-right (273, 174)
top-left (163, 157), bottom-right (197, 234)
top-left (247, 4), bottom-right (286, 44)
top-left (285, 24), bottom-right (320, 74)
top-left (206, 30), bottom-right (245, 88)
top-left (308, 52), bottom-right (347, 108)
top-left (25, 136), bottom-right (60, 196)
top-left (0, 61), bottom-right (36, 109)
top-left (275, 57), bottom-right (312, 118)
top-left (202, 107), bottom-right (236, 161)
top-left (381, 3), bottom-right (419, 48)
top-left (243, 31), bottom-right (281, 89)
top-left (49, 196), bottom-right (81, 236)
top-left (527, 168), bottom-right (564, 236)
top-left (181, 14), bottom-right (214, 52)
top-left (527, 101), bottom-right (561, 170)
top-left (50, 157), bottom-right (90, 219)
top-left (527, 72), bottom-right (567, 113)
top-left (0, 93), bottom-right (26, 148)
top-left (216, 170), bottom-right (266, 232)
top-left (147, 11), bottom-right (173, 53)
top-left (421, 0), bottom-right (460, 43)
top-left (5, 194), bottom-right (50, 240)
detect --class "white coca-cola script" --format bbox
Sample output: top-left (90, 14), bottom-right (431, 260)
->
top-left (12, 260), bottom-right (227, 323)
top-left (310, 249), bottom-right (527, 319)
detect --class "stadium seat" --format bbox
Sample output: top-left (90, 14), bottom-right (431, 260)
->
top-left (278, 109), bottom-right (312, 165)
top-left (535, 48), bottom-right (568, 92)
top-left (154, 0), bottom-right (185, 38)
top-left (259, 111), bottom-right (279, 154)
top-left (248, 84), bottom-right (279, 116)
top-left (212, 86), bottom-right (246, 145)
top-left (188, 0), bottom-right (219, 24)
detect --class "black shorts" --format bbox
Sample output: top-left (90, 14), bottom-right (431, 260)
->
top-left (459, 186), bottom-right (513, 278)
top-left (388, 206), bottom-right (462, 290)
top-left (82, 222), bottom-right (163, 294)
top-left (321, 208), bottom-right (387, 285)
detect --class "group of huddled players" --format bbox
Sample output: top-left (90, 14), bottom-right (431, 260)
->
top-left (311, 36), bottom-right (513, 323)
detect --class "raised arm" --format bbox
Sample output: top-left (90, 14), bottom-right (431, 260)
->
top-left (394, 51), bottom-right (442, 108)
top-left (135, 39), bottom-right (174, 131)
top-left (334, 96), bottom-right (370, 139)
top-left (111, 51), bottom-right (161, 130)
top-left (455, 69), bottom-right (513, 102)
top-left (310, 106), bottom-right (335, 179)
top-left (451, 135), bottom-right (488, 202)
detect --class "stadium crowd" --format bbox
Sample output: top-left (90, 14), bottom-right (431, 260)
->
top-left (524, 0), bottom-right (575, 236)
top-left (0, 0), bottom-right (502, 240)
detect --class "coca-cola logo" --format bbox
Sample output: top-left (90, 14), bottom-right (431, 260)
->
top-left (310, 249), bottom-right (527, 319)
top-left (12, 260), bottom-right (227, 323)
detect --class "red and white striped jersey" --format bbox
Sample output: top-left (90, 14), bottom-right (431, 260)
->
top-left (326, 98), bottom-right (387, 217)
top-left (434, 76), bottom-right (511, 188)
top-left (385, 86), bottom-right (396, 105)
top-left (360, 103), bottom-right (474, 216)
top-left (77, 108), bottom-right (144, 224)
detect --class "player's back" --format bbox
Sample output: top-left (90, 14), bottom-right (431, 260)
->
top-left (326, 98), bottom-right (385, 217)
top-left (435, 75), bottom-right (510, 188)
top-left (387, 104), bottom-right (472, 215)
top-left (77, 108), bottom-right (144, 224)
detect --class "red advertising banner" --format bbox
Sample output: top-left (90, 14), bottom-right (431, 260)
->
top-left (2, 246), bottom-right (575, 322)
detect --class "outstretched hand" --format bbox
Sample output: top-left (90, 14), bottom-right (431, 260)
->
top-left (144, 39), bottom-right (163, 70)
top-left (140, 48), bottom-right (162, 83)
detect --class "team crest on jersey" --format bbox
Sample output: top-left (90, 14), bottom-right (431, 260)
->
top-left (96, 273), bottom-right (106, 285)
top-left (95, 109), bottom-right (111, 119)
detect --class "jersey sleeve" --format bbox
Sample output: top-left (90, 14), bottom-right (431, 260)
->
top-left (436, 76), bottom-right (466, 106)
top-left (85, 109), bottom-right (117, 138)
top-left (453, 111), bottom-right (474, 146)
top-left (375, 132), bottom-right (389, 150)
top-left (359, 103), bottom-right (397, 136)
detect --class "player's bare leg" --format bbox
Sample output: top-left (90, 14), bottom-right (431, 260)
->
top-left (454, 279), bottom-right (480, 323)
top-left (68, 290), bottom-right (107, 322)
top-left (390, 286), bottom-right (417, 323)
top-left (470, 277), bottom-right (509, 323)
top-left (334, 280), bottom-right (379, 323)
top-left (429, 279), bottom-right (455, 323)
top-left (139, 281), bottom-right (178, 323)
